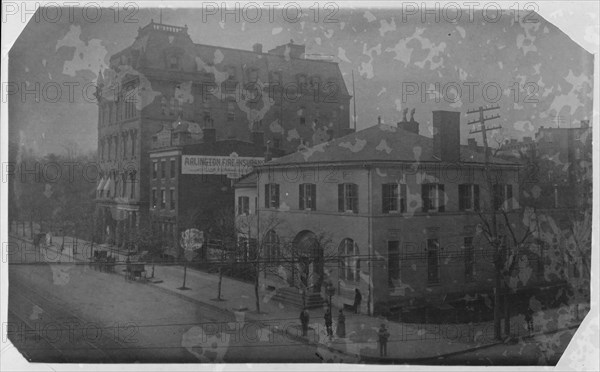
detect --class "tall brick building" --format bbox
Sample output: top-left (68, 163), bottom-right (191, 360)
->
top-left (95, 20), bottom-right (351, 246)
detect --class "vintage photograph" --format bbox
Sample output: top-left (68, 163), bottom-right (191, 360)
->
top-left (2, 1), bottom-right (597, 367)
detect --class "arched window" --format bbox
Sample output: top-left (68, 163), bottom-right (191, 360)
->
top-left (339, 238), bottom-right (359, 281)
top-left (264, 230), bottom-right (280, 263)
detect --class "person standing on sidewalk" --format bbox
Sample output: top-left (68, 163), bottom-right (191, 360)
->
top-left (377, 323), bottom-right (390, 357)
top-left (336, 309), bottom-right (346, 338)
top-left (353, 288), bottom-right (362, 314)
top-left (324, 308), bottom-right (333, 338)
top-left (524, 306), bottom-right (534, 336)
top-left (300, 308), bottom-right (310, 337)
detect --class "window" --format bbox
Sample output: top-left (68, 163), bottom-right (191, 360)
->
top-left (264, 183), bottom-right (280, 209)
top-left (421, 184), bottom-right (445, 212)
top-left (339, 238), bottom-right (359, 281)
top-left (464, 237), bottom-right (474, 282)
top-left (459, 184), bottom-right (480, 211)
top-left (493, 184), bottom-right (513, 210)
top-left (152, 189), bottom-right (157, 208)
top-left (226, 66), bottom-right (237, 80)
top-left (299, 116), bottom-right (306, 125)
top-left (130, 173), bottom-right (136, 199)
top-left (309, 75), bottom-right (321, 91)
top-left (122, 134), bottom-right (128, 159)
top-left (170, 189), bottom-right (175, 210)
top-left (269, 71), bottom-right (282, 84)
top-left (264, 230), bottom-right (280, 263)
top-left (227, 101), bottom-right (235, 121)
top-left (170, 159), bottom-right (176, 178)
top-left (160, 189), bottom-right (166, 209)
top-left (169, 55), bottom-right (179, 69)
top-left (297, 74), bottom-right (307, 87)
top-left (247, 68), bottom-right (258, 83)
top-left (152, 161), bottom-right (158, 179)
top-left (388, 241), bottom-right (400, 286)
top-left (427, 238), bottom-right (440, 284)
top-left (161, 160), bottom-right (166, 178)
top-left (338, 183), bottom-right (358, 213)
top-left (299, 183), bottom-right (316, 210)
top-left (131, 132), bottom-right (136, 158)
top-left (382, 183), bottom-right (407, 213)
top-left (238, 196), bottom-right (250, 215)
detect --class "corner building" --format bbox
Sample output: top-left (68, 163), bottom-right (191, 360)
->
top-left (241, 111), bottom-right (549, 315)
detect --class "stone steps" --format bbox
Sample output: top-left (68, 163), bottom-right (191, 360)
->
top-left (271, 287), bottom-right (325, 309)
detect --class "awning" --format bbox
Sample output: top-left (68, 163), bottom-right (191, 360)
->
top-left (97, 177), bottom-right (107, 191)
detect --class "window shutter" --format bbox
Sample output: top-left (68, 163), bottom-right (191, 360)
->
top-left (474, 184), bottom-right (480, 211)
top-left (264, 184), bottom-right (269, 208)
top-left (438, 184), bottom-right (445, 212)
top-left (299, 184), bottom-right (305, 210)
top-left (352, 184), bottom-right (359, 213)
top-left (382, 184), bottom-right (389, 214)
top-left (274, 184), bottom-right (280, 208)
top-left (338, 184), bottom-right (344, 212)
top-left (506, 185), bottom-right (513, 209)
top-left (400, 184), bottom-right (407, 213)
top-left (311, 184), bottom-right (316, 210)
top-left (421, 184), bottom-right (429, 212)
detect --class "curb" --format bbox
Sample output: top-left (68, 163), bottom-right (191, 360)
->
top-left (358, 323), bottom-right (582, 363)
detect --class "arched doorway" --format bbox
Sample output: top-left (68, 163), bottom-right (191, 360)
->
top-left (292, 230), bottom-right (324, 293)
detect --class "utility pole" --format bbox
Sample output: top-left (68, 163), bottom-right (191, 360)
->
top-left (466, 105), bottom-right (503, 340)
top-left (352, 70), bottom-right (357, 131)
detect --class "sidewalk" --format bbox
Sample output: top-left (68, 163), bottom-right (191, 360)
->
top-left (9, 231), bottom-right (586, 362)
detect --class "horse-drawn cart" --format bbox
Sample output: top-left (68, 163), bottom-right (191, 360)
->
top-left (125, 262), bottom-right (146, 281)
top-left (90, 250), bottom-right (108, 271)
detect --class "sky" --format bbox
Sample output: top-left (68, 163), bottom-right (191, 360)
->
top-left (6, 3), bottom-right (597, 156)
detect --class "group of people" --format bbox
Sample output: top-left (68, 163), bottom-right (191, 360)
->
top-left (298, 288), bottom-right (391, 357)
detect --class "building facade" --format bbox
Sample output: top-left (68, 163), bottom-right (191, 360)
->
top-left (148, 119), bottom-right (283, 257)
top-left (95, 20), bottom-right (351, 246)
top-left (235, 111), bottom-right (547, 314)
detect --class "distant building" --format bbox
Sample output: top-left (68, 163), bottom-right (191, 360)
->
top-left (148, 118), bottom-right (283, 258)
top-left (94, 20), bottom-right (351, 246)
top-left (497, 120), bottom-right (592, 211)
top-left (236, 111), bottom-right (546, 314)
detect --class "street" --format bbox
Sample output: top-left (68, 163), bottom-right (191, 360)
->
top-left (7, 237), bottom-right (323, 363)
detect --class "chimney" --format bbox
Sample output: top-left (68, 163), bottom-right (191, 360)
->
top-left (252, 131), bottom-right (264, 147)
top-left (397, 108), bottom-right (419, 134)
top-left (252, 43), bottom-right (263, 54)
top-left (433, 110), bottom-right (461, 163)
top-left (377, 116), bottom-right (382, 125)
top-left (203, 128), bottom-right (216, 143)
top-left (268, 40), bottom-right (306, 59)
top-left (265, 140), bottom-right (272, 162)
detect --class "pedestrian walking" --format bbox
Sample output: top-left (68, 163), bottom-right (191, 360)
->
top-left (324, 308), bottom-right (333, 337)
top-left (377, 323), bottom-right (390, 357)
top-left (524, 306), bottom-right (534, 336)
top-left (353, 288), bottom-right (362, 314)
top-left (300, 308), bottom-right (310, 337)
top-left (336, 309), bottom-right (346, 338)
